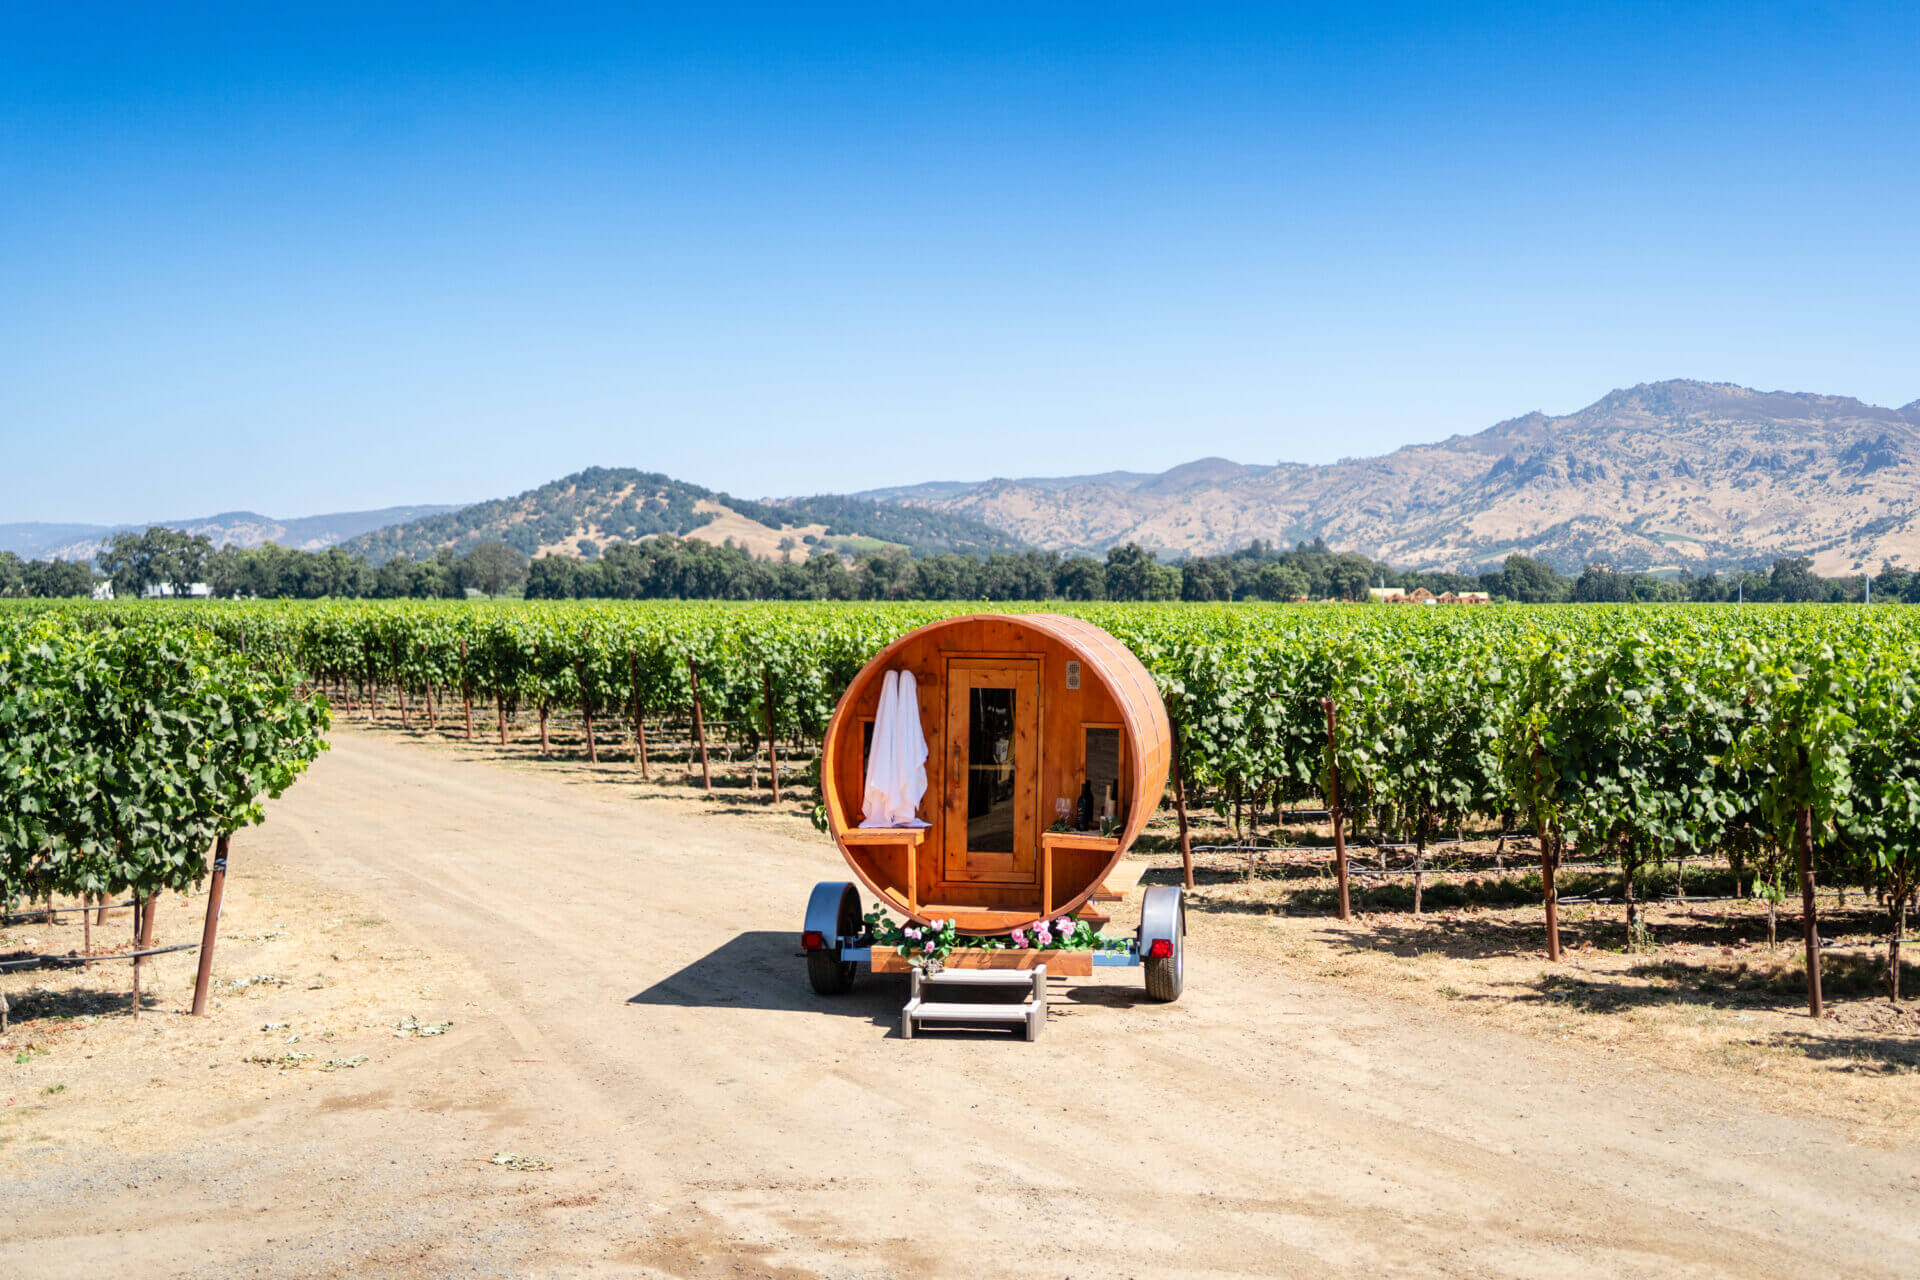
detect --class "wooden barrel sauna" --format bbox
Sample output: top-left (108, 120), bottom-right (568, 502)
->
top-left (821, 613), bottom-right (1171, 934)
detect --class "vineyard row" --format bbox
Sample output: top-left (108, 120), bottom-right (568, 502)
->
top-left (8, 598), bottom-right (1920, 1012)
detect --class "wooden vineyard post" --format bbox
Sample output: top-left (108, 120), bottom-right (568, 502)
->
top-left (579, 660), bottom-right (599, 765)
top-left (497, 688), bottom-right (507, 745)
top-left (400, 683), bottom-right (409, 729)
top-left (630, 652), bottom-right (649, 776)
top-left (539, 703), bottom-right (550, 755)
top-left (83, 893), bottom-right (92, 953)
top-left (130, 895), bottom-right (145, 1017)
top-left (1321, 698), bottom-right (1351, 921)
top-left (762, 666), bottom-right (781, 803)
top-left (1171, 740), bottom-right (1195, 890)
top-left (1797, 798), bottom-right (1824, 1018)
top-left (191, 834), bottom-right (230, 1017)
top-left (1414, 812), bottom-right (1428, 916)
top-left (687, 659), bottom-right (712, 792)
top-left (461, 640), bottom-right (475, 741)
top-left (1541, 831), bottom-right (1562, 962)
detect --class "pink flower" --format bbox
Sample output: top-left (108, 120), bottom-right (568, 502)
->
top-left (1053, 917), bottom-right (1072, 935)
top-left (1010, 928), bottom-right (1027, 948)
top-left (1035, 925), bottom-right (1053, 946)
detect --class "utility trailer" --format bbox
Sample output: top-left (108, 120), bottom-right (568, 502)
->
top-left (801, 613), bottom-right (1189, 1027)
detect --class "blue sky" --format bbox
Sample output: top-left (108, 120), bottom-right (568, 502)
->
top-left (3, 3), bottom-right (1916, 524)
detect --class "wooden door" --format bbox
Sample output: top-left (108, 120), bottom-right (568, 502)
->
top-left (942, 658), bottom-right (1040, 885)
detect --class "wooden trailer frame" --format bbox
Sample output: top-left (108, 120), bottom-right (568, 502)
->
top-left (802, 613), bottom-right (1188, 1013)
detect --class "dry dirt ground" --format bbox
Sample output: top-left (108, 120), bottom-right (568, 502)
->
top-left (4, 728), bottom-right (1919, 1280)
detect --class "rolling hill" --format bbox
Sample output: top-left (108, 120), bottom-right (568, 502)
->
top-left (338, 467), bottom-right (1025, 564)
top-left (0, 505), bottom-right (464, 563)
top-left (860, 381), bottom-right (1920, 574)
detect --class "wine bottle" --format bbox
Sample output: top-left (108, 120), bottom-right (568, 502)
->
top-left (1077, 780), bottom-right (1095, 831)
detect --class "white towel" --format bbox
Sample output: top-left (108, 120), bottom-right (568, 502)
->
top-left (891, 671), bottom-right (929, 825)
top-left (858, 669), bottom-right (930, 828)
top-left (859, 671), bottom-right (900, 827)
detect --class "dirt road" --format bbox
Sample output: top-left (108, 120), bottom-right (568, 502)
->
top-left (6, 730), bottom-right (1916, 1278)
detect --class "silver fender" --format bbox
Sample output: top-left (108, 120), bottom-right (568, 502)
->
top-left (1138, 884), bottom-right (1185, 954)
top-left (805, 881), bottom-right (861, 948)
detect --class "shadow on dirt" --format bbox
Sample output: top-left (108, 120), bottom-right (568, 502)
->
top-left (627, 930), bottom-right (904, 1031)
top-left (2, 984), bottom-right (152, 1022)
top-left (625, 932), bottom-right (1148, 1037)
top-left (1767, 1029), bottom-right (1920, 1074)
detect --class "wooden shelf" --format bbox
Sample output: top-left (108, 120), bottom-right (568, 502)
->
top-left (840, 827), bottom-right (926, 913)
top-left (1039, 831), bottom-right (1120, 916)
top-left (838, 826), bottom-right (927, 847)
top-left (1039, 831), bottom-right (1121, 854)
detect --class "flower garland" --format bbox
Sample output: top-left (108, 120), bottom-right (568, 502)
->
top-left (863, 906), bottom-right (1132, 968)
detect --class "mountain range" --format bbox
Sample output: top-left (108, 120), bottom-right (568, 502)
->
top-left (861, 381), bottom-right (1920, 574)
top-left (7, 380), bottom-right (1916, 575)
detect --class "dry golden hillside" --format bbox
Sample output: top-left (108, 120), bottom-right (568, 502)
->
top-left (872, 381), bottom-right (1920, 573)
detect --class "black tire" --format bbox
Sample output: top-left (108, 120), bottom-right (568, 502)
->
top-left (808, 947), bottom-right (857, 995)
top-left (1144, 899), bottom-right (1185, 1003)
top-left (806, 883), bottom-right (863, 996)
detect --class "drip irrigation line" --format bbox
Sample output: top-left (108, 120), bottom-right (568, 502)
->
top-left (4, 898), bottom-right (138, 925)
top-left (1190, 848), bottom-right (1616, 878)
top-left (0, 942), bottom-right (198, 972)
top-left (1555, 893), bottom-right (1754, 906)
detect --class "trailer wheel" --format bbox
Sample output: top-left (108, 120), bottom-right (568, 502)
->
top-left (805, 882), bottom-right (864, 996)
top-left (1141, 886), bottom-right (1186, 1003)
top-left (808, 948), bottom-right (858, 995)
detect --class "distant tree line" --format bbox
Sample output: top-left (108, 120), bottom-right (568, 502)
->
top-left (201, 540), bottom-right (525, 599)
top-left (0, 552), bottom-right (96, 598)
top-left (7, 524), bottom-right (1916, 605)
top-left (521, 536), bottom-right (1421, 602)
top-left (1515, 556), bottom-right (1904, 604)
top-left (520, 537), bottom-right (1920, 605)
top-left (0, 527), bottom-right (534, 600)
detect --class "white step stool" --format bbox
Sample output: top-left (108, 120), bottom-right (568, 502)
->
top-left (902, 965), bottom-right (1047, 1041)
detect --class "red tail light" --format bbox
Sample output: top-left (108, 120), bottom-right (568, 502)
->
top-left (1146, 938), bottom-right (1174, 960)
top-left (801, 930), bottom-right (827, 951)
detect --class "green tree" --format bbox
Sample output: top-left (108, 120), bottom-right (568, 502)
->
top-left (97, 526), bottom-right (214, 597)
top-left (1325, 559), bottom-right (1371, 602)
top-left (25, 558), bottom-right (95, 598)
top-left (1254, 562), bottom-right (1310, 601)
top-left (1768, 557), bottom-right (1826, 603)
top-left (1105, 544), bottom-right (1165, 601)
top-left (1180, 558), bottom-right (1234, 602)
top-left (1573, 563), bottom-right (1633, 602)
top-left (1055, 557), bottom-right (1106, 600)
top-left (0, 551), bottom-right (26, 597)
top-left (1485, 554), bottom-right (1569, 603)
top-left (457, 541), bottom-right (528, 597)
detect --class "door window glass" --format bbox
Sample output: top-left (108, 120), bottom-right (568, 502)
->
top-left (967, 686), bottom-right (1016, 852)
